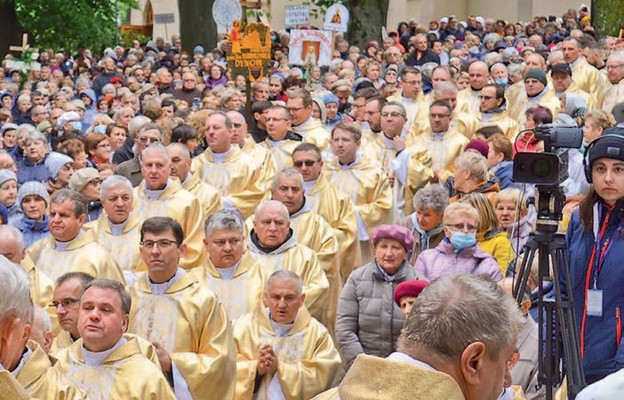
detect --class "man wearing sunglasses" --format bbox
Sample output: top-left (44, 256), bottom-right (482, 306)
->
top-left (117, 122), bottom-right (163, 187)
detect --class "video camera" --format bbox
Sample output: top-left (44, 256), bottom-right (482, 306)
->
top-left (512, 124), bottom-right (583, 230)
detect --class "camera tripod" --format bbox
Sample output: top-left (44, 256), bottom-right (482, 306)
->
top-left (513, 226), bottom-right (586, 400)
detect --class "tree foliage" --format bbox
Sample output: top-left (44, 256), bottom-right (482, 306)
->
top-left (593, 0), bottom-right (624, 38)
top-left (3, 0), bottom-right (138, 51)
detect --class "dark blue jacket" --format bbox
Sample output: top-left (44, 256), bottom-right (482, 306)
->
top-left (16, 154), bottom-right (52, 185)
top-left (564, 205), bottom-right (624, 379)
top-left (491, 161), bottom-right (519, 190)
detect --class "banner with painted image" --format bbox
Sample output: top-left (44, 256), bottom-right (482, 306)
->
top-left (288, 29), bottom-right (333, 67)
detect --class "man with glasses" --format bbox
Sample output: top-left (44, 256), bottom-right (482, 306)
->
top-left (129, 216), bottom-right (236, 400)
top-left (173, 71), bottom-right (202, 108)
top-left (49, 272), bottom-right (94, 353)
top-left (476, 84), bottom-right (519, 140)
top-left (292, 143), bottom-right (360, 282)
top-left (30, 105), bottom-right (50, 126)
top-left (287, 88), bottom-right (331, 151)
top-left (191, 112), bottom-right (265, 219)
top-left (117, 122), bottom-right (162, 187)
top-left (134, 144), bottom-right (206, 269)
top-left (28, 189), bottom-right (125, 285)
top-left (601, 51), bottom-right (624, 114)
top-left (261, 105), bottom-right (303, 170)
top-left (387, 67), bottom-right (428, 133)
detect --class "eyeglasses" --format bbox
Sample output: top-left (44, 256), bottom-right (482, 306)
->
top-left (140, 239), bottom-right (179, 250)
top-left (287, 106), bottom-right (304, 113)
top-left (138, 136), bottom-right (160, 144)
top-left (446, 223), bottom-right (477, 232)
top-left (479, 95), bottom-right (496, 100)
top-left (293, 160), bottom-right (319, 167)
top-left (87, 179), bottom-right (102, 186)
top-left (606, 64), bottom-right (624, 70)
top-left (97, 142), bottom-right (111, 149)
top-left (50, 297), bottom-right (80, 309)
top-left (381, 111), bottom-right (405, 118)
top-left (266, 117), bottom-right (289, 122)
top-left (232, 123), bottom-right (243, 128)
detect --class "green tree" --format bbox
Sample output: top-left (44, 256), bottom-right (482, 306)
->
top-left (0, 0), bottom-right (137, 54)
top-left (592, 0), bottom-right (624, 37)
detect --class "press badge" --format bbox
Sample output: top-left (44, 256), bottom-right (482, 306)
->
top-left (587, 290), bottom-right (603, 317)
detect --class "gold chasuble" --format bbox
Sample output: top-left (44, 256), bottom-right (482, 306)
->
top-left (133, 179), bottom-right (206, 270)
top-left (192, 251), bottom-right (267, 321)
top-left (507, 88), bottom-right (560, 127)
top-left (233, 305), bottom-right (341, 400)
top-left (54, 337), bottom-right (175, 400)
top-left (246, 232), bottom-right (329, 322)
top-left (259, 138), bottom-right (301, 171)
top-left (325, 156), bottom-right (394, 235)
top-left (0, 370), bottom-right (32, 400)
top-left (456, 87), bottom-right (481, 114)
top-left (15, 341), bottom-right (85, 400)
top-left (386, 92), bottom-right (429, 134)
top-left (477, 110), bottom-right (520, 141)
top-left (246, 203), bottom-right (341, 332)
top-left (84, 211), bottom-right (141, 282)
top-left (50, 330), bottom-right (74, 356)
top-left (191, 145), bottom-right (265, 219)
top-left (411, 110), bottom-right (479, 141)
top-left (28, 230), bottom-right (124, 284)
top-left (304, 173), bottom-right (361, 281)
top-left (292, 118), bottom-right (331, 151)
top-left (20, 254), bottom-right (53, 309)
top-left (129, 270), bottom-right (237, 400)
top-left (602, 79), bottom-right (624, 114)
top-left (312, 354), bottom-right (464, 400)
top-left (241, 138), bottom-right (276, 193)
top-left (567, 57), bottom-right (601, 94)
top-left (182, 173), bottom-right (224, 221)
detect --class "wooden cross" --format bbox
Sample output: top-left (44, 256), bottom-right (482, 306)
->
top-left (9, 33), bottom-right (38, 53)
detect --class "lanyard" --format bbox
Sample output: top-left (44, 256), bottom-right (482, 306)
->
top-left (592, 230), bottom-right (618, 288)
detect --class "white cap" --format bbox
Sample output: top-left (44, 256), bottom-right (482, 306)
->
top-left (476, 16), bottom-right (485, 26)
top-left (440, 17), bottom-right (449, 24)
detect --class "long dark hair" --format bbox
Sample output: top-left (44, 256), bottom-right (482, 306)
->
top-left (579, 187), bottom-right (601, 231)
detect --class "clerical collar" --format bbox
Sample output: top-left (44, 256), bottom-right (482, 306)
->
top-left (83, 336), bottom-right (127, 366)
top-left (267, 308), bottom-right (294, 337)
top-left (250, 229), bottom-right (293, 254)
top-left (289, 197), bottom-right (310, 218)
top-left (569, 57), bottom-right (581, 69)
top-left (470, 87), bottom-right (482, 95)
top-left (381, 132), bottom-right (398, 149)
top-left (527, 86), bottom-right (549, 100)
top-left (10, 346), bottom-right (33, 377)
top-left (338, 153), bottom-right (360, 169)
top-left (386, 352), bottom-right (436, 371)
top-left (212, 145), bottom-right (233, 163)
top-left (216, 258), bottom-right (242, 280)
top-left (144, 179), bottom-right (171, 200)
top-left (55, 230), bottom-right (84, 251)
top-left (149, 267), bottom-right (185, 295)
top-left (267, 137), bottom-right (284, 147)
top-left (294, 116), bottom-right (315, 130)
top-left (432, 131), bottom-right (446, 141)
top-left (402, 96), bottom-right (417, 103)
top-left (108, 217), bottom-right (129, 236)
top-left (182, 173), bottom-right (192, 187)
top-left (302, 179), bottom-right (315, 194)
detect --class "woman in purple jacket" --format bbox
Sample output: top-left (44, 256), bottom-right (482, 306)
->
top-left (415, 202), bottom-right (502, 282)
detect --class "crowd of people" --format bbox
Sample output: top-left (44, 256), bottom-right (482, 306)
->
top-left (0, 4), bottom-right (624, 400)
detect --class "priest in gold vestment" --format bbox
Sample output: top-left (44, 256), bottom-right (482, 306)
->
top-left (476, 84), bottom-right (520, 141)
top-left (133, 144), bottom-right (206, 270)
top-left (325, 122), bottom-right (394, 263)
top-left (292, 144), bottom-right (361, 281)
top-left (386, 66), bottom-right (429, 133)
top-left (84, 176), bottom-right (141, 285)
top-left (128, 217), bottom-right (237, 400)
top-left (260, 106), bottom-right (304, 171)
top-left (456, 61), bottom-right (489, 115)
top-left (601, 52), bottom-right (624, 114)
top-left (167, 143), bottom-right (223, 221)
top-left (54, 279), bottom-right (176, 400)
top-left (233, 270), bottom-right (341, 400)
top-left (191, 112), bottom-right (265, 218)
top-left (193, 210), bottom-right (267, 321)
top-left (27, 190), bottom-right (124, 284)
top-left (288, 89), bottom-right (331, 151)
top-left (246, 201), bottom-right (329, 322)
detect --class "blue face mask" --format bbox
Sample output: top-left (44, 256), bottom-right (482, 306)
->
top-left (449, 231), bottom-right (477, 250)
top-left (93, 125), bottom-right (106, 134)
top-left (72, 121), bottom-right (82, 131)
top-left (495, 77), bottom-right (508, 86)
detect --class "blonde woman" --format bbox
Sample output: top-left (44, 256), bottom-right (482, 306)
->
top-left (495, 188), bottom-right (534, 256)
top-left (460, 192), bottom-right (514, 276)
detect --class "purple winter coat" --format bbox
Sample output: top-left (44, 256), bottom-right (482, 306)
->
top-left (414, 238), bottom-right (502, 282)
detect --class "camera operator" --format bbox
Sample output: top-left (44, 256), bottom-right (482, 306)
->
top-left (564, 131), bottom-right (624, 385)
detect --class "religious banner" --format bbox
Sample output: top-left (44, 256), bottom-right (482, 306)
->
top-left (288, 29), bottom-right (333, 67)
top-left (323, 3), bottom-right (349, 33)
top-left (227, 21), bottom-right (272, 82)
top-left (285, 4), bottom-right (310, 26)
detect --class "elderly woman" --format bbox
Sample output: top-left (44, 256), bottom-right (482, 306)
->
top-left (415, 202), bottom-right (502, 282)
top-left (335, 224), bottom-right (420, 378)
top-left (397, 185), bottom-right (449, 265)
top-left (495, 188), bottom-right (533, 256)
top-left (68, 168), bottom-right (103, 222)
top-left (460, 192), bottom-right (515, 276)
top-left (85, 133), bottom-right (112, 167)
top-left (15, 129), bottom-right (52, 185)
